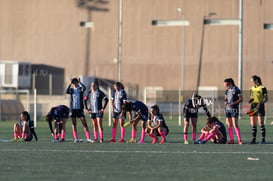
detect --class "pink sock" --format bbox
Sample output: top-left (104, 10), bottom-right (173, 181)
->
top-left (85, 130), bottom-right (91, 140)
top-left (61, 132), bottom-right (66, 140)
top-left (235, 127), bottom-right (242, 141)
top-left (112, 128), bottom-right (117, 139)
top-left (73, 131), bottom-right (78, 139)
top-left (229, 127), bottom-right (234, 140)
top-left (140, 130), bottom-right (146, 142)
top-left (22, 133), bottom-right (27, 139)
top-left (205, 132), bottom-right (217, 142)
top-left (94, 131), bottom-right (99, 140)
top-left (121, 127), bottom-right (126, 140)
top-left (198, 133), bottom-right (206, 140)
top-left (14, 132), bottom-right (18, 138)
top-left (192, 133), bottom-right (197, 141)
top-left (159, 131), bottom-right (166, 141)
top-left (55, 134), bottom-right (59, 139)
top-left (132, 129), bottom-right (137, 139)
top-left (100, 131), bottom-right (104, 140)
top-left (184, 133), bottom-right (188, 141)
top-left (148, 133), bottom-right (157, 139)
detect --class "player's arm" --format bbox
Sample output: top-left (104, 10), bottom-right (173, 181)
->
top-left (66, 83), bottom-right (72, 94)
top-left (201, 126), bottom-right (210, 134)
top-left (203, 105), bottom-right (211, 118)
top-left (132, 111), bottom-right (142, 122)
top-left (262, 87), bottom-right (268, 104)
top-left (79, 80), bottom-right (86, 92)
top-left (230, 94), bottom-right (243, 107)
top-left (48, 121), bottom-right (54, 136)
top-left (102, 96), bottom-right (109, 111)
top-left (209, 125), bottom-right (219, 133)
top-left (147, 120), bottom-right (153, 130)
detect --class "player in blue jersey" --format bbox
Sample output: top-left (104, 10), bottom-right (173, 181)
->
top-left (195, 116), bottom-right (227, 144)
top-left (66, 78), bottom-right (92, 143)
top-left (146, 105), bottom-right (169, 144)
top-left (224, 78), bottom-right (243, 144)
top-left (183, 93), bottom-right (211, 144)
top-left (11, 111), bottom-right (38, 142)
top-left (84, 81), bottom-right (109, 143)
top-left (122, 100), bottom-right (149, 144)
top-left (110, 82), bottom-right (127, 143)
top-left (46, 105), bottom-right (69, 142)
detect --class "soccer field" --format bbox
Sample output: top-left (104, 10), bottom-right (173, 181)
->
top-left (1, 116), bottom-right (273, 181)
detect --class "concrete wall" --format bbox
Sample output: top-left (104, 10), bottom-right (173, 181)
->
top-left (0, 0), bottom-right (273, 92)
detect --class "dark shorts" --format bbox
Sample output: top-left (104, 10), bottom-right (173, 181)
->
top-left (90, 112), bottom-right (104, 119)
top-left (112, 112), bottom-right (126, 119)
top-left (251, 103), bottom-right (265, 117)
top-left (212, 136), bottom-right (227, 144)
top-left (70, 109), bottom-right (85, 118)
top-left (183, 111), bottom-right (198, 119)
top-left (134, 112), bottom-right (148, 121)
top-left (155, 128), bottom-right (169, 137)
top-left (25, 135), bottom-right (33, 142)
top-left (225, 108), bottom-right (239, 118)
top-left (54, 109), bottom-right (69, 121)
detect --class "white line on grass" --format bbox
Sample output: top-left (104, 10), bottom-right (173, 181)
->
top-left (0, 148), bottom-right (273, 155)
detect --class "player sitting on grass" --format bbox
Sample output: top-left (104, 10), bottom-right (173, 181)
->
top-left (11, 111), bottom-right (38, 142)
top-left (122, 100), bottom-right (149, 144)
top-left (195, 117), bottom-right (227, 144)
top-left (46, 105), bottom-right (69, 142)
top-left (146, 105), bottom-right (169, 144)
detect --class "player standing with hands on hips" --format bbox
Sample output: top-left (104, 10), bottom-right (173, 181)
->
top-left (248, 75), bottom-right (268, 144)
top-left (224, 78), bottom-right (243, 144)
top-left (84, 81), bottom-right (109, 143)
top-left (66, 78), bottom-right (92, 143)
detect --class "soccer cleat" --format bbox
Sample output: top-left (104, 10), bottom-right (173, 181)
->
top-left (184, 140), bottom-right (190, 144)
top-left (159, 139), bottom-right (166, 144)
top-left (17, 138), bottom-right (25, 142)
top-left (227, 140), bottom-right (235, 144)
top-left (260, 139), bottom-right (266, 144)
top-left (74, 139), bottom-right (79, 143)
top-left (60, 139), bottom-right (65, 142)
top-left (52, 139), bottom-right (59, 143)
top-left (238, 140), bottom-right (243, 145)
top-left (86, 139), bottom-right (93, 143)
top-left (152, 137), bottom-right (158, 144)
top-left (109, 138), bottom-right (116, 143)
top-left (127, 138), bottom-right (136, 143)
top-left (11, 138), bottom-right (19, 142)
top-left (199, 140), bottom-right (206, 144)
top-left (137, 141), bottom-right (144, 144)
top-left (117, 139), bottom-right (126, 143)
top-left (93, 139), bottom-right (99, 143)
top-left (100, 139), bottom-right (104, 143)
top-left (250, 139), bottom-right (256, 144)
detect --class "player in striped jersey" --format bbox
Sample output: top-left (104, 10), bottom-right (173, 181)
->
top-left (146, 105), bottom-right (169, 144)
top-left (110, 82), bottom-right (127, 143)
top-left (84, 81), bottom-right (109, 143)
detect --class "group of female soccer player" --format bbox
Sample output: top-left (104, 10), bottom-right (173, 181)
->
top-left (184, 75), bottom-right (268, 145)
top-left (11, 74), bottom-right (267, 145)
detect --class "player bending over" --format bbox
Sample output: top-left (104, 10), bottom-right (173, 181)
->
top-left (183, 93), bottom-right (211, 144)
top-left (146, 105), bottom-right (169, 144)
top-left (11, 111), bottom-right (38, 142)
top-left (195, 117), bottom-right (227, 144)
top-left (46, 105), bottom-right (69, 142)
top-left (122, 100), bottom-right (149, 144)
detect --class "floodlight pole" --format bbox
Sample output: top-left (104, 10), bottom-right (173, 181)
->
top-left (117, 0), bottom-right (123, 82)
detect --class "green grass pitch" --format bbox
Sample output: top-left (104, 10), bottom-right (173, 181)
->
top-left (0, 115), bottom-right (273, 181)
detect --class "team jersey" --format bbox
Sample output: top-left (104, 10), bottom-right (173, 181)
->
top-left (66, 83), bottom-right (86, 109)
top-left (215, 119), bottom-right (227, 140)
top-left (250, 85), bottom-right (267, 104)
top-left (53, 105), bottom-right (69, 121)
top-left (132, 100), bottom-right (148, 116)
top-left (225, 86), bottom-right (242, 109)
top-left (149, 113), bottom-right (169, 131)
top-left (183, 98), bottom-right (210, 117)
top-left (85, 89), bottom-right (108, 113)
top-left (112, 89), bottom-right (127, 113)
